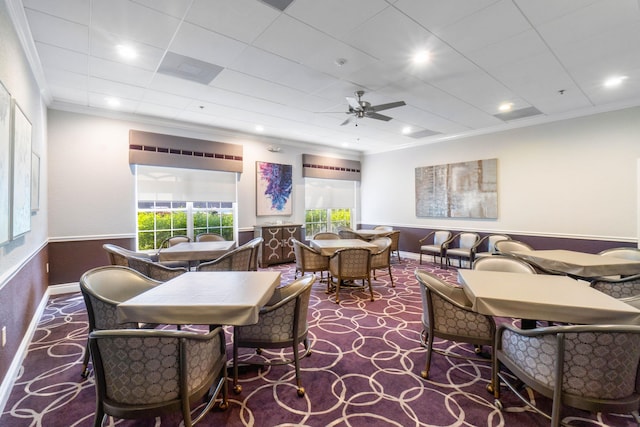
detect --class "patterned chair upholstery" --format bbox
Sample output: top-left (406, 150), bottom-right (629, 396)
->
top-left (471, 234), bottom-right (511, 262)
top-left (370, 237), bottom-right (394, 287)
top-left (79, 266), bottom-right (161, 378)
top-left (102, 243), bottom-right (156, 266)
top-left (89, 327), bottom-right (228, 426)
top-left (590, 273), bottom-right (640, 299)
top-left (197, 244), bottom-right (253, 272)
top-left (492, 323), bottom-right (640, 426)
top-left (444, 232), bottom-right (480, 268)
top-left (292, 238), bottom-right (329, 285)
top-left (329, 247), bottom-right (373, 304)
top-left (415, 269), bottom-right (495, 379)
top-left (338, 228), bottom-right (365, 240)
top-left (313, 232), bottom-right (341, 240)
top-left (418, 230), bottom-right (452, 268)
top-left (232, 275), bottom-right (315, 397)
top-left (245, 237), bottom-right (264, 271)
top-left (127, 256), bottom-right (188, 281)
top-left (387, 230), bottom-right (401, 263)
top-left (195, 232), bottom-right (226, 242)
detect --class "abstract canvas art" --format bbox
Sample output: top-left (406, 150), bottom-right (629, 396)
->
top-left (11, 101), bottom-right (32, 238)
top-left (256, 161), bottom-right (293, 216)
top-left (415, 158), bottom-right (498, 219)
top-left (0, 81), bottom-right (10, 245)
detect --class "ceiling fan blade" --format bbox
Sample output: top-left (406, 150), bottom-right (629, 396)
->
top-left (346, 97), bottom-right (361, 111)
top-left (370, 101), bottom-right (406, 112)
top-left (340, 117), bottom-right (352, 126)
top-left (365, 112), bottom-right (393, 121)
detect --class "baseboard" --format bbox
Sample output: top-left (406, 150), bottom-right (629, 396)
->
top-left (49, 282), bottom-right (80, 295)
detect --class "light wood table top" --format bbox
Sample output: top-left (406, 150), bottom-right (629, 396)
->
top-left (158, 241), bottom-right (236, 262)
top-left (309, 239), bottom-right (378, 256)
top-left (512, 249), bottom-right (640, 278)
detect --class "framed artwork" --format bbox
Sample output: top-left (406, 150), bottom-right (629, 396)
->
top-left (31, 152), bottom-right (40, 212)
top-left (415, 158), bottom-right (498, 219)
top-left (256, 161), bottom-right (292, 216)
top-left (0, 81), bottom-right (10, 245)
top-left (11, 101), bottom-right (32, 238)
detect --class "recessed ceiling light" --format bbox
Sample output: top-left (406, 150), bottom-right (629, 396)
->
top-left (116, 44), bottom-right (137, 60)
top-left (402, 126), bottom-right (412, 134)
top-left (604, 75), bottom-right (628, 88)
top-left (105, 97), bottom-right (120, 107)
top-left (499, 102), bottom-right (513, 112)
top-left (412, 50), bottom-right (431, 64)
top-left (255, 125), bottom-right (264, 132)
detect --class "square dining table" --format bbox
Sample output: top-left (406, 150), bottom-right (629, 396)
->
top-left (512, 249), bottom-right (640, 278)
top-left (158, 241), bottom-right (236, 263)
top-left (310, 239), bottom-right (378, 257)
top-left (117, 271), bottom-right (281, 326)
top-left (458, 270), bottom-right (640, 325)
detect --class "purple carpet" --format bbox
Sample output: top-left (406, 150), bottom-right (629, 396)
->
top-left (2, 259), bottom-right (636, 426)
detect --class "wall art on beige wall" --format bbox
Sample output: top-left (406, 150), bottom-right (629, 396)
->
top-left (0, 81), bottom-right (10, 245)
top-left (415, 158), bottom-right (498, 219)
top-left (11, 101), bottom-right (32, 238)
top-left (256, 161), bottom-right (292, 216)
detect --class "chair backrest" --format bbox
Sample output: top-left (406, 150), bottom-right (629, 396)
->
top-left (159, 235), bottom-right (190, 248)
top-left (197, 244), bottom-right (253, 271)
top-left (89, 327), bottom-right (227, 425)
top-left (388, 231), bottom-right (400, 251)
top-left (494, 239), bottom-right (534, 254)
top-left (496, 324), bottom-right (640, 422)
top-left (103, 243), bottom-right (152, 266)
top-left (313, 232), bottom-right (341, 240)
top-left (433, 230), bottom-right (451, 246)
top-left (373, 226), bottom-right (393, 231)
top-left (370, 237), bottom-right (392, 269)
top-left (456, 232), bottom-right (480, 249)
top-left (590, 273), bottom-right (640, 299)
top-left (485, 234), bottom-right (511, 253)
top-left (126, 256), bottom-right (187, 281)
top-left (598, 247), bottom-right (640, 261)
top-left (80, 266), bottom-right (159, 331)
top-left (292, 238), bottom-right (326, 271)
top-left (244, 237), bottom-right (264, 271)
top-left (329, 247), bottom-right (371, 279)
top-left (338, 229), bottom-right (362, 240)
top-left (195, 233), bottom-right (226, 242)
top-left (473, 255), bottom-right (537, 274)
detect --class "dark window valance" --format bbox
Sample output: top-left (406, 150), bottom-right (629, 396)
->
top-left (129, 130), bottom-right (243, 173)
top-left (302, 154), bottom-right (361, 181)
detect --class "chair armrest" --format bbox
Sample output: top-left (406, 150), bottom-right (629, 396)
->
top-left (418, 231), bottom-right (435, 244)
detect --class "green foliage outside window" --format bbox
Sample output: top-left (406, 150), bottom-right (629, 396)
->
top-left (305, 208), bottom-right (351, 238)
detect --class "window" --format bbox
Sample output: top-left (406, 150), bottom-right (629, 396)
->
top-left (304, 178), bottom-right (355, 239)
top-left (136, 166), bottom-right (237, 250)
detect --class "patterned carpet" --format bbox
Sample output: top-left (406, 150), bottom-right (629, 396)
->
top-left (2, 258), bottom-right (637, 426)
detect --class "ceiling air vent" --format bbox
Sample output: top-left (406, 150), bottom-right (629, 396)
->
top-left (493, 106), bottom-right (542, 121)
top-left (158, 52), bottom-right (224, 85)
top-left (261, 0), bottom-right (294, 12)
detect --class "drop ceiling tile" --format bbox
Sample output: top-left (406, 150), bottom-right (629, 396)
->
top-left (90, 0), bottom-right (182, 48)
top-left (185, 0), bottom-right (280, 44)
top-left (89, 92), bottom-right (138, 112)
top-left (23, 0), bottom-right (89, 24)
top-left (286, 0), bottom-right (389, 38)
top-left (394, 0), bottom-right (499, 33)
top-left (300, 40), bottom-right (380, 81)
top-left (168, 22), bottom-right (248, 68)
top-left (25, 9), bottom-right (88, 53)
top-left (465, 29), bottom-right (549, 70)
top-left (48, 84), bottom-right (88, 105)
top-left (44, 68), bottom-right (87, 90)
top-left (89, 30), bottom-right (166, 71)
top-left (135, 102), bottom-right (183, 120)
top-left (89, 57), bottom-right (155, 87)
top-left (512, 0), bottom-right (600, 26)
top-left (131, 0), bottom-right (193, 18)
top-left (88, 77), bottom-right (146, 100)
top-left (140, 90), bottom-right (194, 109)
top-left (35, 42), bottom-right (88, 75)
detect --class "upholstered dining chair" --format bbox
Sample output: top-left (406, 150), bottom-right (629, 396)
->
top-left (492, 323), bottom-right (640, 427)
top-left (387, 230), bottom-right (401, 263)
top-left (369, 236), bottom-right (394, 287)
top-left (444, 232), bottom-right (480, 269)
top-left (313, 232), bottom-right (341, 240)
top-left (418, 230), bottom-right (452, 268)
top-left (373, 225), bottom-right (393, 231)
top-left (79, 266), bottom-right (161, 378)
top-left (471, 234), bottom-right (511, 262)
top-left (89, 327), bottom-right (228, 426)
top-left (245, 237), bottom-right (264, 271)
top-left (338, 228), bottom-right (365, 240)
top-left (414, 269), bottom-right (495, 380)
top-left (103, 243), bottom-right (157, 266)
top-left (127, 256), bottom-right (188, 281)
top-left (195, 232), bottom-right (226, 242)
top-left (328, 247), bottom-right (373, 304)
top-left (598, 247), bottom-right (640, 261)
top-left (197, 243), bottom-right (253, 272)
top-left (292, 238), bottom-right (329, 284)
top-left (472, 254), bottom-right (537, 274)
top-left (590, 273), bottom-right (640, 299)
top-left (494, 239), bottom-right (534, 255)
top-left (232, 275), bottom-right (315, 397)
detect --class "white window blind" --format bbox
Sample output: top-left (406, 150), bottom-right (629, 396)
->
top-left (304, 177), bottom-right (355, 209)
top-left (137, 165), bottom-right (237, 202)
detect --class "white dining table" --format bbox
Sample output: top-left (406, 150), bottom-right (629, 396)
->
top-left (158, 241), bottom-right (236, 263)
top-left (309, 239), bottom-right (378, 257)
top-left (512, 249), bottom-right (640, 278)
top-left (117, 271), bottom-right (281, 326)
top-left (458, 270), bottom-right (640, 325)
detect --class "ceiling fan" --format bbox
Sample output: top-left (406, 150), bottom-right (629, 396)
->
top-left (340, 90), bottom-right (406, 126)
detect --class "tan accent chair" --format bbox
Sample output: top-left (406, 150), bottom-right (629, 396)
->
top-left (472, 254), bottom-right (537, 274)
top-left (232, 275), bottom-right (315, 397)
top-left (89, 327), bottom-right (228, 426)
top-left (329, 247), bottom-right (373, 304)
top-left (292, 238), bottom-right (329, 284)
top-left (471, 234), bottom-right (511, 262)
top-left (418, 230), bottom-right (452, 268)
top-left (195, 232), bottom-right (226, 242)
top-left (79, 266), bottom-right (160, 378)
top-left (444, 232), bottom-right (480, 268)
top-left (197, 243), bottom-right (252, 272)
top-left (313, 232), bottom-right (341, 240)
top-left (494, 239), bottom-right (534, 254)
top-left (415, 269), bottom-right (495, 379)
top-left (370, 236), bottom-right (394, 287)
top-left (127, 256), bottom-right (188, 281)
top-left (492, 323), bottom-right (640, 427)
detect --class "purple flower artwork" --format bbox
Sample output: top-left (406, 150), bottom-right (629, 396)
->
top-left (256, 161), bottom-right (293, 216)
